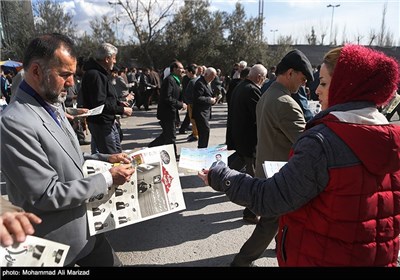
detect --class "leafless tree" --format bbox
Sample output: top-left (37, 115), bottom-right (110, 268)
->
top-left (116, 0), bottom-right (177, 66)
top-left (378, 2), bottom-right (387, 46)
top-left (305, 27), bottom-right (317, 45)
top-left (354, 32), bottom-right (364, 45)
top-left (341, 25), bottom-right (348, 45)
top-left (316, 20), bottom-right (328, 45)
top-left (332, 26), bottom-right (339, 46)
top-left (368, 29), bottom-right (377, 46)
top-left (383, 31), bottom-right (394, 47)
top-left (320, 34), bottom-right (326, 46)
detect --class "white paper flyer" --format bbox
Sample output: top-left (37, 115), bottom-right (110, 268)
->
top-left (308, 100), bottom-right (321, 116)
top-left (0, 236), bottom-right (69, 267)
top-left (262, 161), bottom-right (287, 178)
top-left (65, 104), bottom-right (104, 118)
top-left (178, 144), bottom-right (228, 171)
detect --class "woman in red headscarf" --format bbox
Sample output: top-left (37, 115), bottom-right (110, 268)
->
top-left (199, 45), bottom-right (400, 266)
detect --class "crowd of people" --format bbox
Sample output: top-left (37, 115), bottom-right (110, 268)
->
top-left (1, 32), bottom-right (400, 267)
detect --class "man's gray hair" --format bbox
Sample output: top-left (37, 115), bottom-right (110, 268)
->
top-left (205, 67), bottom-right (217, 77)
top-left (239, 60), bottom-right (247, 68)
top-left (248, 64), bottom-right (268, 79)
top-left (94, 43), bottom-right (118, 60)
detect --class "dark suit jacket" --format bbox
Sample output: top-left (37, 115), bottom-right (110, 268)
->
top-left (156, 74), bottom-right (184, 120)
top-left (226, 78), bottom-right (242, 105)
top-left (192, 76), bottom-right (214, 119)
top-left (210, 160), bottom-right (226, 169)
top-left (227, 79), bottom-right (261, 157)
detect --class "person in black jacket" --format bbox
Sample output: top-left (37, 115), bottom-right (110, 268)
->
top-left (137, 67), bottom-right (156, 111)
top-left (81, 43), bottom-right (133, 154)
top-left (227, 64), bottom-right (268, 224)
top-left (192, 67), bottom-right (217, 148)
top-left (148, 61), bottom-right (187, 158)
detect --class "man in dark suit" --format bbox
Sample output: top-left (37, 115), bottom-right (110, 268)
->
top-left (192, 67), bottom-right (217, 148)
top-left (209, 154), bottom-right (226, 168)
top-left (228, 64), bottom-right (268, 225)
top-left (148, 61), bottom-right (187, 158)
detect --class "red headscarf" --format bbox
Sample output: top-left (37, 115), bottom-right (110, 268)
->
top-left (328, 44), bottom-right (400, 107)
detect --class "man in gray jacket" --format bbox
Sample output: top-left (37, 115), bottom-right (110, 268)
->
top-left (1, 33), bottom-right (135, 266)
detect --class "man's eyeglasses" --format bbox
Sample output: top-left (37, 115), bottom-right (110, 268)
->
top-left (294, 71), bottom-right (307, 83)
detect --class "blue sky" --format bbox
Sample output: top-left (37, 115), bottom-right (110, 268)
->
top-left (46, 0), bottom-right (399, 45)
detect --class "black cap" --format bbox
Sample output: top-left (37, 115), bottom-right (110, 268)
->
top-left (280, 49), bottom-right (314, 81)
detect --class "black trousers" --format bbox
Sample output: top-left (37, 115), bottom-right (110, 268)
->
top-left (179, 110), bottom-right (191, 133)
top-left (88, 121), bottom-right (121, 154)
top-left (229, 153), bottom-right (255, 177)
top-left (194, 111), bottom-right (210, 148)
top-left (148, 118), bottom-right (178, 157)
top-left (231, 216), bottom-right (279, 267)
top-left (67, 234), bottom-right (122, 267)
top-left (143, 90), bottom-right (153, 110)
top-left (229, 153), bottom-right (257, 219)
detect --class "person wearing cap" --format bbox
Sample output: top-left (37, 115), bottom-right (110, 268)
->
top-left (224, 49), bottom-right (313, 267)
top-left (199, 44), bottom-right (400, 266)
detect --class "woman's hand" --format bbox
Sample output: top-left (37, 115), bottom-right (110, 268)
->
top-left (198, 169), bottom-right (210, 185)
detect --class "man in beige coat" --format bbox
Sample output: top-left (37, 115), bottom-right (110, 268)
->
top-left (231, 49), bottom-right (314, 267)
